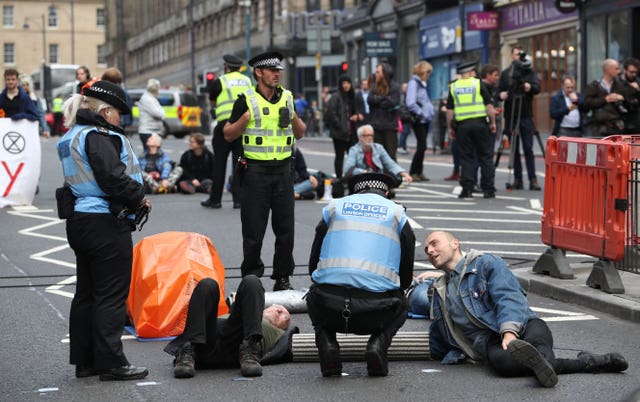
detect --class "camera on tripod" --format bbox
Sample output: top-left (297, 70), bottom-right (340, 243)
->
top-left (509, 51), bottom-right (533, 93)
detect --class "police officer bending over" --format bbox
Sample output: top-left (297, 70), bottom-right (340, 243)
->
top-left (223, 51), bottom-right (306, 291)
top-left (306, 173), bottom-right (415, 377)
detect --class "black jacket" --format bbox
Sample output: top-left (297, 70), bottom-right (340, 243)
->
top-left (367, 81), bottom-right (402, 132)
top-left (498, 62), bottom-right (540, 118)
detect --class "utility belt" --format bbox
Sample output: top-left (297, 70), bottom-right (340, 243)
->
top-left (457, 116), bottom-right (488, 125)
top-left (243, 158), bottom-right (291, 174)
top-left (306, 283), bottom-right (404, 333)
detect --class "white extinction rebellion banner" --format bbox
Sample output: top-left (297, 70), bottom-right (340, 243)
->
top-left (0, 118), bottom-right (41, 208)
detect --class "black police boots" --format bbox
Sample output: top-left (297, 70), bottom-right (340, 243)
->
top-left (316, 330), bottom-right (341, 377)
top-left (578, 351), bottom-right (628, 373)
top-left (239, 338), bottom-right (263, 377)
top-left (173, 341), bottom-right (196, 379)
top-left (99, 364), bottom-right (149, 381)
top-left (273, 276), bottom-right (293, 291)
top-left (365, 334), bottom-right (389, 377)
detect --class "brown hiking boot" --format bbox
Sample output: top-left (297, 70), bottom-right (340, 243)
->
top-left (239, 339), bottom-right (262, 377)
top-left (173, 342), bottom-right (195, 379)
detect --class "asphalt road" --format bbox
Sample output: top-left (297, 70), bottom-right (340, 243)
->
top-left (1, 134), bottom-right (639, 401)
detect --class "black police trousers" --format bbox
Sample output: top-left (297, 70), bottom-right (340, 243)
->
top-left (66, 213), bottom-right (133, 370)
top-left (239, 166), bottom-right (295, 279)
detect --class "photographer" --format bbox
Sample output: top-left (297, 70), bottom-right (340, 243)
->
top-left (498, 45), bottom-right (541, 191)
top-left (615, 58), bottom-right (640, 133)
top-left (56, 81), bottom-right (150, 381)
top-left (584, 59), bottom-right (625, 136)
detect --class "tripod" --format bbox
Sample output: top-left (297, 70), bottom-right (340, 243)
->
top-left (494, 93), bottom-right (545, 190)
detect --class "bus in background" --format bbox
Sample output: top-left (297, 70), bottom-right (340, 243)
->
top-left (30, 63), bottom-right (79, 107)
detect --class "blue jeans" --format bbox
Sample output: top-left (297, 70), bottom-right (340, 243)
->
top-left (294, 179), bottom-right (314, 195)
top-left (399, 122), bottom-right (412, 150)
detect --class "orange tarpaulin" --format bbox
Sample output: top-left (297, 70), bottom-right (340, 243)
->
top-left (127, 231), bottom-right (228, 338)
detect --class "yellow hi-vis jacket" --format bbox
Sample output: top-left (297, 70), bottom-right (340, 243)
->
top-left (450, 77), bottom-right (486, 121)
top-left (216, 71), bottom-right (252, 122)
top-left (242, 86), bottom-right (294, 161)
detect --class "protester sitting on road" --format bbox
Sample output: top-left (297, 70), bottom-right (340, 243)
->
top-left (177, 133), bottom-right (214, 194)
top-left (306, 172), bottom-right (416, 377)
top-left (425, 230), bottom-right (629, 388)
top-left (344, 124), bottom-right (412, 194)
top-left (164, 275), bottom-right (296, 379)
top-left (404, 270), bottom-right (443, 317)
top-left (293, 146), bottom-right (319, 200)
top-left (138, 133), bottom-right (182, 194)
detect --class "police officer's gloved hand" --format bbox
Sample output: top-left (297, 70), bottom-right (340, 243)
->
top-left (210, 108), bottom-right (216, 120)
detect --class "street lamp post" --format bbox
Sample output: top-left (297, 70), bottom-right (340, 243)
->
top-left (238, 0), bottom-right (251, 64)
top-left (23, 15), bottom-right (47, 64)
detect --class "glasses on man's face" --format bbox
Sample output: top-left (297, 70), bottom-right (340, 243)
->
top-left (360, 133), bottom-right (374, 138)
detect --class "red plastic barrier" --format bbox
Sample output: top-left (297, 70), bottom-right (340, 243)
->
top-left (127, 232), bottom-right (229, 338)
top-left (541, 137), bottom-right (628, 260)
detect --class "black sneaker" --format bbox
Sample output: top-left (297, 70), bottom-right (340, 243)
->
top-left (507, 339), bottom-right (557, 388)
top-left (483, 191), bottom-right (496, 199)
top-left (365, 335), bottom-right (389, 377)
top-left (173, 342), bottom-right (195, 379)
top-left (239, 339), bottom-right (263, 377)
top-left (578, 351), bottom-right (628, 373)
top-left (273, 276), bottom-right (294, 291)
top-left (458, 189), bottom-right (473, 199)
top-left (316, 331), bottom-right (341, 377)
top-left (511, 179), bottom-right (524, 190)
top-left (75, 365), bottom-right (99, 378)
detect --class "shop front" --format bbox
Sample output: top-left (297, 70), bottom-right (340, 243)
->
top-left (498, 0), bottom-right (579, 134)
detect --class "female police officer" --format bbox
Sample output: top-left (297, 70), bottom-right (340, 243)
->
top-left (57, 80), bottom-right (151, 381)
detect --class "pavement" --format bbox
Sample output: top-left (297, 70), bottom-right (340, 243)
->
top-left (514, 263), bottom-right (640, 323)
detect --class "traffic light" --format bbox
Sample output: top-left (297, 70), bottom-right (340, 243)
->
top-left (340, 62), bottom-right (349, 73)
top-left (203, 70), bottom-right (216, 92)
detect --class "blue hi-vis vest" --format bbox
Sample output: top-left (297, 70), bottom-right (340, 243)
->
top-left (57, 124), bottom-right (142, 214)
top-left (312, 193), bottom-right (407, 292)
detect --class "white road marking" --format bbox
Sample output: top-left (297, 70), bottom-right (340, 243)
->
top-left (530, 198), bottom-right (543, 210)
top-left (507, 205), bottom-right (544, 216)
top-left (532, 306), bottom-right (599, 321)
top-left (37, 388), bottom-right (59, 393)
top-left (426, 227), bottom-right (540, 234)
top-left (409, 208), bottom-right (531, 214)
top-left (137, 382), bottom-right (160, 387)
top-left (417, 216), bottom-right (540, 224)
top-left (406, 216), bottom-right (423, 229)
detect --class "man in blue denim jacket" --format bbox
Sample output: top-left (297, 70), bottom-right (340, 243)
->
top-left (425, 231), bottom-right (628, 388)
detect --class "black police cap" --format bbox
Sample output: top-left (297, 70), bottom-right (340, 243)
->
top-left (248, 51), bottom-right (284, 70)
top-left (223, 54), bottom-right (243, 68)
top-left (348, 172), bottom-right (397, 197)
top-left (456, 61), bottom-right (477, 74)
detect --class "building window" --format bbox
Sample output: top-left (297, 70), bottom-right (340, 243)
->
top-left (3, 5), bottom-right (13, 27)
top-left (97, 44), bottom-right (106, 65)
top-left (48, 7), bottom-right (58, 27)
top-left (49, 44), bottom-right (59, 64)
top-left (4, 43), bottom-right (15, 64)
top-left (97, 8), bottom-right (105, 28)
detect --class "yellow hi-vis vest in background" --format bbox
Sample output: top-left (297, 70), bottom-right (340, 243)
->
top-left (450, 77), bottom-right (486, 122)
top-left (52, 97), bottom-right (64, 113)
top-left (216, 71), bottom-right (252, 122)
top-left (242, 86), bottom-right (294, 161)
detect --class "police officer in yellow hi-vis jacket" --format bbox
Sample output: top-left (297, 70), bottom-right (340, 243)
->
top-left (202, 54), bottom-right (252, 209)
top-left (446, 61), bottom-right (497, 199)
top-left (224, 51), bottom-right (306, 291)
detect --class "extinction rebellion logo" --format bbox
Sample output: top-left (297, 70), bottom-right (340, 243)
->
top-left (3, 131), bottom-right (26, 155)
